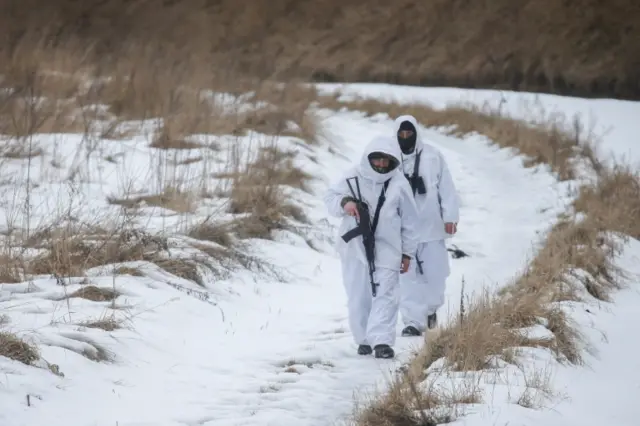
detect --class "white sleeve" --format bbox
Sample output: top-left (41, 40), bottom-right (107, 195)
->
top-left (323, 169), bottom-right (357, 218)
top-left (398, 180), bottom-right (420, 258)
top-left (437, 152), bottom-right (460, 223)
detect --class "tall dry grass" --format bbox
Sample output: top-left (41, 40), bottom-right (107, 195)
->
top-left (0, 34), bottom-right (320, 285)
top-left (1, 0), bottom-right (638, 100)
top-left (0, 32), bottom-right (323, 365)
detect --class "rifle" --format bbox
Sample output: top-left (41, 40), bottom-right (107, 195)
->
top-left (341, 176), bottom-right (390, 297)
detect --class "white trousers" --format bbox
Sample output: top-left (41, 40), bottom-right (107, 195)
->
top-left (400, 240), bottom-right (450, 331)
top-left (340, 258), bottom-right (399, 348)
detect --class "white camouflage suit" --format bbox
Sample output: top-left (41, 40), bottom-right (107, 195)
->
top-left (394, 115), bottom-right (461, 333)
top-left (324, 135), bottom-right (420, 352)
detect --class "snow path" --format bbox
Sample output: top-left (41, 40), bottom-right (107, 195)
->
top-left (0, 110), bottom-right (573, 426)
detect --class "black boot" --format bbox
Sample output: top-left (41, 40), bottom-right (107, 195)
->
top-left (357, 344), bottom-right (373, 355)
top-left (374, 344), bottom-right (395, 359)
top-left (401, 326), bottom-right (422, 337)
top-left (427, 313), bottom-right (438, 329)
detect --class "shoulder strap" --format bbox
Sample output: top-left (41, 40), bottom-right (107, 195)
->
top-left (345, 176), bottom-right (362, 201)
top-left (371, 179), bottom-right (391, 234)
top-left (404, 150), bottom-right (423, 196)
top-left (413, 149), bottom-right (422, 179)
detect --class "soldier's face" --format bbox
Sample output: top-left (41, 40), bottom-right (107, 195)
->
top-left (398, 129), bottom-right (414, 139)
top-left (370, 157), bottom-right (390, 168)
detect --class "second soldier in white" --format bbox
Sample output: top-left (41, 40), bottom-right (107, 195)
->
top-left (393, 115), bottom-right (461, 336)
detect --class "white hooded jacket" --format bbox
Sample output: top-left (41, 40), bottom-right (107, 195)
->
top-left (394, 115), bottom-right (460, 243)
top-left (323, 135), bottom-right (420, 270)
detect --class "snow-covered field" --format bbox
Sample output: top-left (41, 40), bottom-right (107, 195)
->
top-left (0, 84), bottom-right (639, 426)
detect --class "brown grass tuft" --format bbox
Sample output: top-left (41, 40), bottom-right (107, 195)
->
top-left (227, 143), bottom-right (311, 240)
top-left (25, 226), bottom-right (168, 278)
top-left (149, 127), bottom-right (206, 150)
top-left (81, 316), bottom-right (122, 332)
top-left (0, 254), bottom-right (23, 283)
top-left (356, 371), bottom-right (481, 426)
top-left (153, 257), bottom-right (206, 286)
top-left (188, 222), bottom-right (234, 247)
top-left (573, 164), bottom-right (640, 239)
top-left (108, 187), bottom-right (197, 214)
top-left (418, 291), bottom-right (580, 373)
top-left (246, 83), bottom-right (322, 143)
top-left (67, 285), bottom-right (119, 302)
top-left (114, 266), bottom-right (145, 276)
top-left (0, 77), bottom-right (85, 137)
top-left (0, 332), bottom-right (39, 365)
top-left (512, 217), bottom-right (622, 303)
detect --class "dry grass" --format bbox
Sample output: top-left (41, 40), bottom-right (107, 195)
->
top-left (22, 225), bottom-right (168, 278)
top-left (0, 253), bottom-right (23, 283)
top-left (1, 0), bottom-right (638, 100)
top-left (67, 285), bottom-right (119, 302)
top-left (0, 331), bottom-right (39, 365)
top-left (188, 222), bottom-right (234, 247)
top-left (0, 42), bottom-right (321, 142)
top-left (417, 292), bottom-right (581, 374)
top-left (515, 364), bottom-right (557, 409)
top-left (0, 83), bottom-right (85, 138)
top-left (82, 318), bottom-right (121, 331)
top-left (573, 164), bottom-right (640, 239)
top-left (80, 312), bottom-right (124, 331)
top-left (510, 218), bottom-right (622, 303)
top-left (0, 31), bottom-right (322, 256)
top-left (0, 222), bottom-right (215, 288)
top-left (114, 266), bottom-right (145, 277)
top-left (227, 142), bottom-right (311, 240)
top-left (356, 372), bottom-right (482, 426)
top-left (0, 61), bottom-right (318, 280)
top-left (0, 213), bottom-right (280, 289)
top-left (347, 101), bottom-right (639, 424)
top-left (108, 187), bottom-right (197, 214)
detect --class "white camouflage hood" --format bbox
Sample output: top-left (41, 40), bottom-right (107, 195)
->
top-left (358, 135), bottom-right (402, 183)
top-left (393, 114), bottom-right (423, 156)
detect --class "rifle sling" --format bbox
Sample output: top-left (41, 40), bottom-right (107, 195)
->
top-left (370, 179), bottom-right (390, 234)
top-left (407, 149), bottom-right (422, 195)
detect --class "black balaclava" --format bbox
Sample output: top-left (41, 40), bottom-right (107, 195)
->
top-left (368, 152), bottom-right (399, 174)
top-left (397, 120), bottom-right (417, 154)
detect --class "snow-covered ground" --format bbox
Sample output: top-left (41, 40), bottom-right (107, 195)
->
top-left (422, 237), bottom-right (640, 426)
top-left (0, 84), bottom-right (638, 426)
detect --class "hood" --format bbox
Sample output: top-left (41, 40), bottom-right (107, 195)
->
top-left (358, 135), bottom-right (402, 183)
top-left (393, 114), bottom-right (423, 156)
